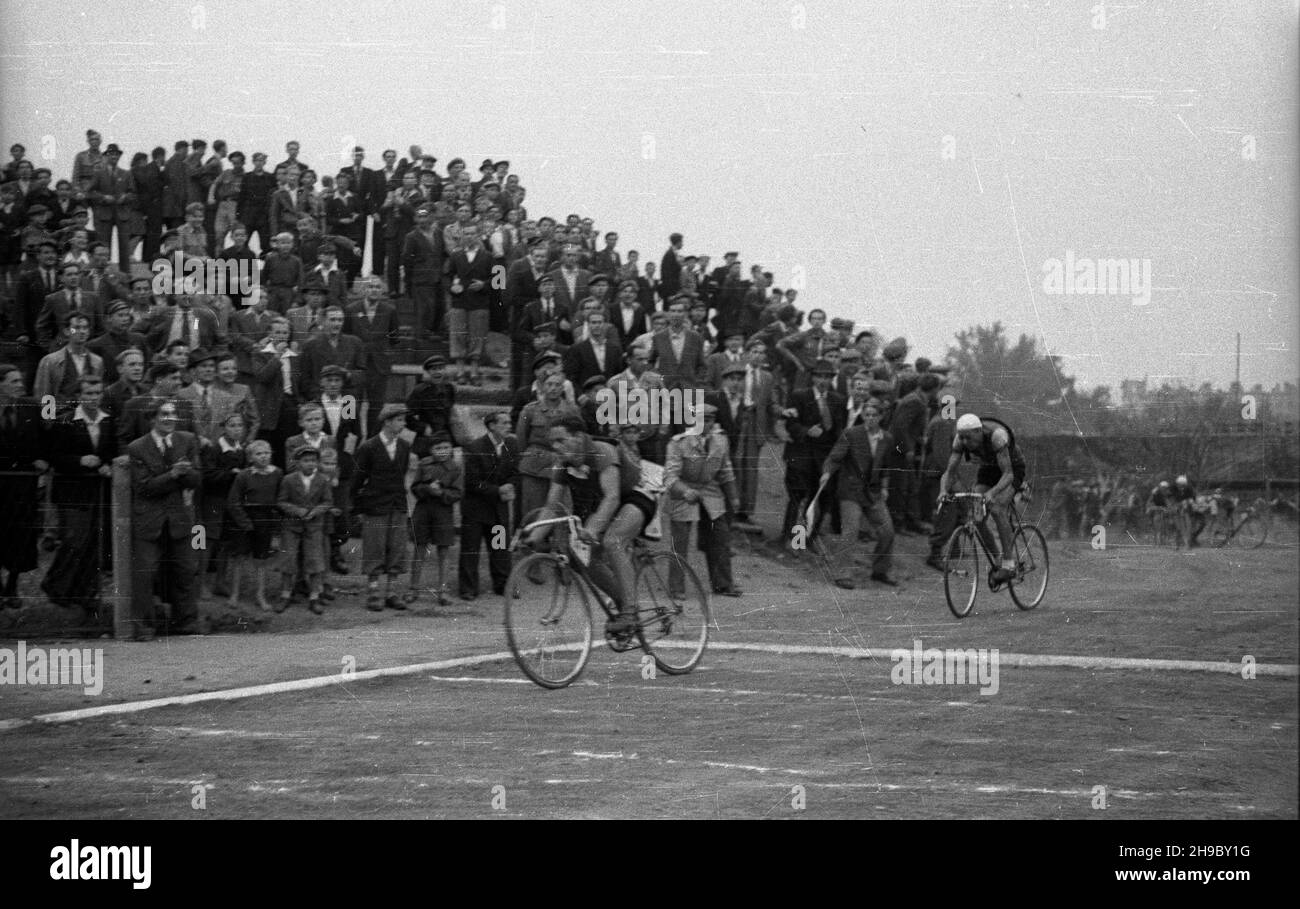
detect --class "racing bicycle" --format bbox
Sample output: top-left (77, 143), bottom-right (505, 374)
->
top-left (939, 491), bottom-right (1049, 618)
top-left (503, 509), bottom-right (711, 689)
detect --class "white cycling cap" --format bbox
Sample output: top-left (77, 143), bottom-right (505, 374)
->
top-left (1175, 475), bottom-right (1188, 485)
top-left (955, 413), bottom-right (982, 432)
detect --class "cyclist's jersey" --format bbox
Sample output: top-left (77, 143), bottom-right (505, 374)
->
top-left (550, 437), bottom-right (634, 518)
top-left (1148, 486), bottom-right (1172, 507)
top-left (953, 418), bottom-right (1027, 475)
top-left (1169, 483), bottom-right (1196, 503)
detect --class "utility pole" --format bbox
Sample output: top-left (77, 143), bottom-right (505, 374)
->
top-left (1235, 332), bottom-right (1241, 391)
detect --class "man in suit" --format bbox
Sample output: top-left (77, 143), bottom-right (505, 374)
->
top-left (658, 233), bottom-right (684, 304)
top-left (33, 312), bottom-right (104, 406)
top-left (887, 372), bottom-right (941, 535)
top-left (127, 399), bottom-right (207, 640)
top-left (819, 400), bottom-right (896, 588)
top-left (607, 278), bottom-right (648, 349)
top-left (102, 347), bottom-right (147, 423)
top-left (13, 241), bottom-right (61, 380)
top-left (176, 348), bottom-right (242, 443)
top-left (383, 170), bottom-right (423, 294)
top-left (350, 403), bottom-right (414, 611)
top-left (37, 262), bottom-right (103, 350)
top-left (546, 243), bottom-right (591, 314)
top-left (42, 372), bottom-right (117, 612)
top-left (144, 293), bottom-right (223, 353)
top-left (161, 140), bottom-right (190, 229)
top-left (249, 317), bottom-right (303, 470)
top-left (285, 278), bottom-right (328, 348)
top-left (134, 146), bottom-right (168, 261)
top-left (87, 144), bottom-right (136, 268)
top-left (401, 205), bottom-right (446, 336)
top-left (299, 305), bottom-right (365, 400)
top-left (706, 359), bottom-right (770, 530)
top-left (315, 364), bottom-right (361, 572)
top-left (447, 232), bottom-right (494, 384)
top-left (706, 331), bottom-right (748, 389)
top-left (87, 300), bottom-right (148, 383)
top-left (344, 275), bottom-right (399, 434)
top-left (115, 362), bottom-right (179, 447)
top-left (505, 241), bottom-right (549, 387)
top-left (649, 295), bottom-right (707, 391)
top-left (268, 164), bottom-right (306, 237)
top-left (459, 410), bottom-right (520, 600)
top-left (513, 260), bottom-right (572, 360)
top-left (230, 285), bottom-right (278, 383)
top-left (563, 310), bottom-right (623, 390)
top-left (777, 308), bottom-right (834, 393)
top-left (781, 359), bottom-right (845, 544)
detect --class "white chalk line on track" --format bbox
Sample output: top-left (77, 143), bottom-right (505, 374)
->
top-left (0, 640), bottom-right (1293, 733)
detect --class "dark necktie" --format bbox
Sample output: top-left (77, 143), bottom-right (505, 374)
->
top-left (817, 395), bottom-right (831, 431)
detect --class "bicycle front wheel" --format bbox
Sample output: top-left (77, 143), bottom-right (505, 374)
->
top-left (633, 550), bottom-right (710, 674)
top-left (503, 552), bottom-right (594, 689)
top-left (1008, 524), bottom-right (1050, 610)
top-left (943, 525), bottom-right (979, 618)
top-left (1234, 516), bottom-right (1268, 549)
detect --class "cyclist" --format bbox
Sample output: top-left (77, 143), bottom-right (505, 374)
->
top-left (525, 414), bottom-right (655, 636)
top-left (936, 413), bottom-right (1027, 583)
top-left (1169, 474), bottom-right (1204, 547)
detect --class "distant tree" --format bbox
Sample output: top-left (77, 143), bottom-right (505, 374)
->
top-left (942, 322), bottom-right (1082, 435)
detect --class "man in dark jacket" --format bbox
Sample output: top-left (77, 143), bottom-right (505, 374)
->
top-left (127, 399), bottom-right (207, 639)
top-left (458, 410), bottom-right (520, 600)
top-left (350, 402), bottom-right (412, 611)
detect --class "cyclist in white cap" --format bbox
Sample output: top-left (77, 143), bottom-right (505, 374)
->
top-left (936, 413), bottom-right (1027, 582)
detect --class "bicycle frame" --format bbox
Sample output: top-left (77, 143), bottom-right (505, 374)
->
top-left (949, 492), bottom-right (1014, 564)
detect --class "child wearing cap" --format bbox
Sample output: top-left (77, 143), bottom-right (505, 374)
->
top-left (351, 403), bottom-right (414, 610)
top-left (276, 445), bottom-right (333, 614)
top-left (262, 232), bottom-right (303, 314)
top-left (226, 439), bottom-right (281, 611)
top-left (405, 355), bottom-right (456, 458)
top-left (408, 432), bottom-right (463, 606)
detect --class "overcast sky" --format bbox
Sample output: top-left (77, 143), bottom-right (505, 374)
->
top-left (2, 0), bottom-right (1295, 391)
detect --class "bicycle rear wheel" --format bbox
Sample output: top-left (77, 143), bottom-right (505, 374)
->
top-left (633, 550), bottom-right (710, 674)
top-left (503, 552), bottom-right (594, 689)
top-left (943, 525), bottom-right (979, 618)
top-left (1233, 515), bottom-right (1268, 549)
top-left (1008, 524), bottom-right (1049, 610)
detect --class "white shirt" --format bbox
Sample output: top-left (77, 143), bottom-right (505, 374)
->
top-left (322, 395), bottom-right (343, 433)
top-left (74, 405), bottom-right (106, 448)
top-left (744, 365), bottom-right (756, 407)
top-left (561, 266), bottom-right (578, 301)
top-left (592, 339), bottom-right (606, 373)
top-left (300, 471), bottom-right (315, 492)
top-left (866, 428), bottom-right (884, 459)
top-left (151, 430), bottom-right (171, 452)
top-left (218, 437), bottom-right (242, 454)
top-left (620, 304), bottom-right (638, 335)
top-left (381, 431), bottom-right (399, 461)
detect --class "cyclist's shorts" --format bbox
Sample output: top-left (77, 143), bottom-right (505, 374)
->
top-left (975, 463), bottom-right (1026, 491)
top-left (619, 490), bottom-right (658, 527)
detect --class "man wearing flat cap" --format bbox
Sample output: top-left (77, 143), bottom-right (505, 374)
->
top-left (406, 354), bottom-right (456, 457)
top-left (87, 142), bottom-right (136, 268)
top-left (780, 358), bottom-right (844, 545)
top-left (350, 401), bottom-right (414, 611)
top-left (87, 299), bottom-right (148, 384)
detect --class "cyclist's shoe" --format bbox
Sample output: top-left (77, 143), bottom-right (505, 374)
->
top-left (925, 555), bottom-right (946, 573)
top-left (605, 608), bottom-right (638, 637)
top-left (990, 566), bottom-right (1016, 583)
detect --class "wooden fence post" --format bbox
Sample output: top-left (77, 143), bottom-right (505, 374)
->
top-left (110, 455), bottom-right (132, 640)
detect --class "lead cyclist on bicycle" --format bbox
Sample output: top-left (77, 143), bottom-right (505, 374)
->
top-left (525, 415), bottom-right (657, 636)
top-left (937, 413), bottom-right (1028, 583)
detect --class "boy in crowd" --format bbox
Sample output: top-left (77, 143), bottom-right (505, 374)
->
top-left (351, 403), bottom-right (413, 611)
top-left (408, 432), bottom-right (463, 607)
top-left (276, 445), bottom-right (333, 614)
top-left (225, 439), bottom-right (280, 611)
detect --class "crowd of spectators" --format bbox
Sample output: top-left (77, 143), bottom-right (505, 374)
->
top-left (0, 130), bottom-right (962, 635)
